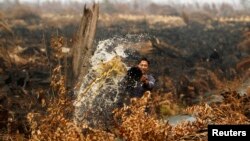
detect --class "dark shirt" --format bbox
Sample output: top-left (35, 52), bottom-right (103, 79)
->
top-left (131, 74), bottom-right (155, 98)
top-left (117, 67), bottom-right (155, 107)
top-left (119, 73), bottom-right (155, 98)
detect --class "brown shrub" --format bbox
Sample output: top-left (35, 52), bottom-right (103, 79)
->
top-left (237, 57), bottom-right (250, 71)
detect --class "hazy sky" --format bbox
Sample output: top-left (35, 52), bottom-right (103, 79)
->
top-left (0, 0), bottom-right (243, 9)
top-left (0, 0), bottom-right (241, 4)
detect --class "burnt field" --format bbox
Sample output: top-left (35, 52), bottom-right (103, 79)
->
top-left (1, 2), bottom-right (250, 141)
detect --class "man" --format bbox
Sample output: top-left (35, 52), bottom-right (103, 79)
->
top-left (117, 57), bottom-right (155, 106)
top-left (133, 57), bottom-right (155, 97)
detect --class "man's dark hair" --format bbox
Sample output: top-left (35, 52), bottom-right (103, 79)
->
top-left (137, 57), bottom-right (150, 65)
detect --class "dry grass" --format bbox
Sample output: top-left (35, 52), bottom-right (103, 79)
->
top-left (207, 70), bottom-right (223, 89)
top-left (99, 14), bottom-right (186, 28)
top-left (0, 12), bottom-right (13, 34)
top-left (0, 47), bottom-right (12, 69)
top-left (237, 57), bottom-right (250, 72)
top-left (216, 16), bottom-right (250, 23)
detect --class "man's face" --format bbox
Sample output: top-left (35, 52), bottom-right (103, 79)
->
top-left (138, 60), bottom-right (149, 74)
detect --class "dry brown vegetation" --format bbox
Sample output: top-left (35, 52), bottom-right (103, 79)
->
top-left (29, 77), bottom-right (250, 141)
top-left (1, 2), bottom-right (250, 141)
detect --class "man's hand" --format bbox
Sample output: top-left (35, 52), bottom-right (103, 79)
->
top-left (141, 75), bottom-right (149, 84)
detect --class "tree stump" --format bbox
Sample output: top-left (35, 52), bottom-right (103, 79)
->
top-left (70, 4), bottom-right (99, 87)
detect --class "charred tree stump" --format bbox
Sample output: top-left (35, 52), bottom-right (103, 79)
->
top-left (70, 4), bottom-right (99, 87)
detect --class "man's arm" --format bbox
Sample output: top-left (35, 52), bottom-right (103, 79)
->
top-left (142, 74), bottom-right (155, 90)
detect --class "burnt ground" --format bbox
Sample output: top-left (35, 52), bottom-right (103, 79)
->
top-left (1, 10), bottom-right (250, 139)
top-left (96, 19), bottom-right (250, 99)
